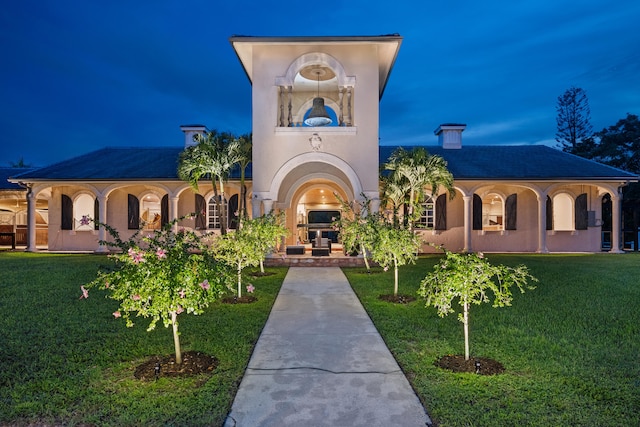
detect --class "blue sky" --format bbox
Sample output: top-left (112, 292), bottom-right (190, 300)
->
top-left (1, 0), bottom-right (639, 167)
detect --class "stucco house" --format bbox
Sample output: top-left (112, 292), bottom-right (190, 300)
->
top-left (6, 35), bottom-right (637, 254)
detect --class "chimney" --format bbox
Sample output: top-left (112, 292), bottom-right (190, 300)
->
top-left (435, 124), bottom-right (466, 149)
top-left (180, 124), bottom-right (207, 147)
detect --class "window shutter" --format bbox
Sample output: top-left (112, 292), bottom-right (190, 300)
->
top-left (161, 194), bottom-right (169, 227)
top-left (61, 194), bottom-right (73, 230)
top-left (505, 194), bottom-right (517, 230)
top-left (228, 194), bottom-right (239, 230)
top-left (128, 194), bottom-right (140, 230)
top-left (473, 194), bottom-right (482, 230)
top-left (575, 193), bottom-right (588, 230)
top-left (94, 198), bottom-right (100, 230)
top-left (435, 194), bottom-right (447, 230)
top-left (546, 196), bottom-right (553, 230)
top-left (195, 194), bottom-right (206, 230)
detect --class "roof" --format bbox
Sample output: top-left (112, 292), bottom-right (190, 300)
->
top-left (9, 144), bottom-right (636, 184)
top-left (8, 147), bottom-right (251, 182)
top-left (379, 145), bottom-right (638, 181)
top-left (0, 167), bottom-right (36, 190)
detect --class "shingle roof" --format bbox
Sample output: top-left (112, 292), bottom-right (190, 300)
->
top-left (10, 147), bottom-right (251, 181)
top-left (9, 144), bottom-right (636, 184)
top-left (1, 167), bottom-right (36, 189)
top-left (379, 145), bottom-right (638, 181)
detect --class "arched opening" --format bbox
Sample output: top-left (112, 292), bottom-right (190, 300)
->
top-left (553, 193), bottom-right (574, 231)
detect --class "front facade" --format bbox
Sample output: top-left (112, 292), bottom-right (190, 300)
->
top-left (7, 35), bottom-right (637, 253)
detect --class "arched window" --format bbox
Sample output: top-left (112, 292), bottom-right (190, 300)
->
top-left (553, 193), bottom-right (574, 231)
top-left (208, 196), bottom-right (227, 230)
top-left (74, 194), bottom-right (94, 231)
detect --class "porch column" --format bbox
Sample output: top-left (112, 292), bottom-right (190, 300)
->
top-left (536, 191), bottom-right (548, 253)
top-left (95, 195), bottom-right (109, 253)
top-left (252, 195), bottom-right (262, 218)
top-left (170, 196), bottom-right (180, 232)
top-left (26, 186), bottom-right (36, 252)
top-left (610, 192), bottom-right (623, 253)
top-left (463, 195), bottom-right (472, 252)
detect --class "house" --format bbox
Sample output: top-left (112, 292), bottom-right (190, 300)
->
top-left (7, 35), bottom-right (638, 253)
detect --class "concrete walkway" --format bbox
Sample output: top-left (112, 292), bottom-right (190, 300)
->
top-left (224, 267), bottom-right (431, 427)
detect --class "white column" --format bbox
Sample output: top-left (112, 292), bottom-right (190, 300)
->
top-left (463, 195), bottom-right (472, 252)
top-left (95, 195), bottom-right (109, 253)
top-left (610, 193), bottom-right (623, 253)
top-left (170, 196), bottom-right (180, 232)
top-left (26, 186), bottom-right (37, 252)
top-left (346, 87), bottom-right (353, 126)
top-left (252, 195), bottom-right (262, 218)
top-left (536, 192), bottom-right (548, 253)
top-left (278, 86), bottom-right (284, 127)
top-left (338, 87), bottom-right (344, 126)
top-left (262, 199), bottom-right (274, 215)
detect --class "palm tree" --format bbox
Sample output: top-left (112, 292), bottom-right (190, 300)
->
top-left (235, 133), bottom-right (252, 224)
top-left (383, 147), bottom-right (455, 230)
top-left (178, 130), bottom-right (241, 235)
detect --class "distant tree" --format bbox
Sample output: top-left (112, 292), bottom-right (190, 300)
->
top-left (591, 113), bottom-right (640, 174)
top-left (556, 87), bottom-right (593, 153)
top-left (8, 157), bottom-right (31, 168)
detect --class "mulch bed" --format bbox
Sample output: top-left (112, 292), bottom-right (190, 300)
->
top-left (378, 293), bottom-right (416, 304)
top-left (435, 354), bottom-right (505, 375)
top-left (249, 271), bottom-right (275, 277)
top-left (134, 351), bottom-right (218, 381)
top-left (221, 295), bottom-right (257, 304)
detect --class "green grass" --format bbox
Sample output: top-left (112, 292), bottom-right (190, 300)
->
top-left (0, 252), bottom-right (287, 426)
top-left (343, 253), bottom-right (640, 427)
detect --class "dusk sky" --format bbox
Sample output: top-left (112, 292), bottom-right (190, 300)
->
top-left (2, 0), bottom-right (639, 167)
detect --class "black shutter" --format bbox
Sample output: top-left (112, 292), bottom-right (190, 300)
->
top-left (546, 196), bottom-right (553, 230)
top-left (473, 194), bottom-right (482, 230)
top-left (195, 194), bottom-right (206, 230)
top-left (161, 195), bottom-right (169, 227)
top-left (505, 194), bottom-right (517, 230)
top-left (228, 194), bottom-right (239, 229)
top-left (575, 193), bottom-right (588, 230)
top-left (435, 194), bottom-right (447, 230)
top-left (61, 194), bottom-right (73, 230)
top-left (94, 198), bottom-right (99, 230)
top-left (128, 194), bottom-right (140, 230)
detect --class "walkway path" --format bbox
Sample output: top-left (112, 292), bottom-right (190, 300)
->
top-left (224, 267), bottom-right (431, 427)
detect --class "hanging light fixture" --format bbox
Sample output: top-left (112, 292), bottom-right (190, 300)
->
top-left (304, 70), bottom-right (332, 127)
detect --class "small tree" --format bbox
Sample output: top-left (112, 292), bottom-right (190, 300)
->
top-left (418, 250), bottom-right (537, 361)
top-left (556, 86), bottom-right (593, 153)
top-left (333, 194), bottom-right (377, 271)
top-left (212, 213), bottom-right (287, 298)
top-left (82, 219), bottom-right (232, 364)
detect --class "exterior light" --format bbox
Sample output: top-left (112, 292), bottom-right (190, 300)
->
top-left (304, 70), bottom-right (332, 127)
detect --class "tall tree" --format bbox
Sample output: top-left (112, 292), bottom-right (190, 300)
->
top-left (178, 130), bottom-right (241, 235)
top-left (383, 147), bottom-right (454, 230)
top-left (591, 113), bottom-right (640, 174)
top-left (556, 86), bottom-right (593, 153)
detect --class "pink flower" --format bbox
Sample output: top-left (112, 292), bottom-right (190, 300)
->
top-left (246, 284), bottom-right (255, 293)
top-left (105, 281), bottom-right (109, 288)
top-left (113, 311), bottom-right (121, 318)
top-left (79, 286), bottom-right (89, 299)
top-left (199, 279), bottom-right (210, 290)
top-left (179, 289), bottom-right (186, 298)
top-left (176, 305), bottom-right (184, 314)
top-left (156, 248), bottom-right (167, 259)
top-left (80, 215), bottom-right (91, 226)
top-left (132, 294), bottom-right (141, 301)
top-left (383, 266), bottom-right (389, 272)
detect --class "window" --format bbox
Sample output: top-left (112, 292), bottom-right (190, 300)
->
top-left (552, 193), bottom-right (574, 231)
top-left (482, 193), bottom-right (504, 231)
top-left (208, 196), bottom-right (227, 229)
top-left (415, 196), bottom-right (435, 229)
top-left (74, 194), bottom-right (94, 231)
top-left (140, 194), bottom-right (161, 230)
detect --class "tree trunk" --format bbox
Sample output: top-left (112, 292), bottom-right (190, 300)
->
top-left (360, 243), bottom-right (371, 271)
top-left (463, 301), bottom-right (470, 361)
top-left (219, 179), bottom-right (227, 235)
top-left (171, 311), bottom-right (182, 364)
top-left (237, 263), bottom-right (242, 298)
top-left (260, 259), bottom-right (265, 274)
top-left (393, 255), bottom-right (399, 296)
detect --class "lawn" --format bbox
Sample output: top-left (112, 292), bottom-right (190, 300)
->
top-left (343, 253), bottom-right (640, 426)
top-left (0, 252), bottom-right (287, 427)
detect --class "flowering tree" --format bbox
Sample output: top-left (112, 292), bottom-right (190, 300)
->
top-left (212, 213), bottom-right (288, 297)
top-left (82, 220), bottom-right (232, 364)
top-left (418, 250), bottom-right (537, 360)
top-left (332, 194), bottom-right (377, 271)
